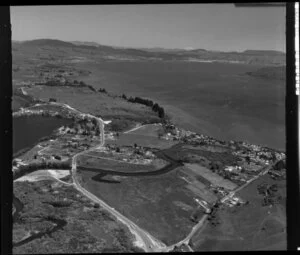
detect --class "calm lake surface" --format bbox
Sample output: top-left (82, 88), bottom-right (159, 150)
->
top-left (78, 61), bottom-right (285, 150)
top-left (13, 116), bottom-right (72, 154)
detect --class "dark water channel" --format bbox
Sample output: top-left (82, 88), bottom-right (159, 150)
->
top-left (13, 217), bottom-right (67, 248)
top-left (13, 115), bottom-right (71, 248)
top-left (79, 145), bottom-right (183, 177)
top-left (13, 194), bottom-right (67, 248)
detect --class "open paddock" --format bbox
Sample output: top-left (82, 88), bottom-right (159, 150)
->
top-left (79, 165), bottom-right (201, 245)
top-left (183, 144), bottom-right (230, 153)
top-left (77, 154), bottom-right (157, 173)
top-left (185, 183), bottom-right (218, 204)
top-left (191, 174), bottom-right (286, 251)
top-left (25, 85), bottom-right (159, 122)
top-left (180, 167), bottom-right (212, 187)
top-left (106, 133), bottom-right (178, 149)
top-left (126, 123), bottom-right (164, 137)
top-left (185, 163), bottom-right (237, 190)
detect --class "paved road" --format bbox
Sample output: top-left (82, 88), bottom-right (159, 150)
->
top-left (220, 161), bottom-right (277, 203)
top-left (18, 102), bottom-right (165, 252)
top-left (17, 102), bottom-right (281, 252)
top-left (165, 214), bottom-right (208, 252)
top-left (67, 106), bottom-right (166, 252)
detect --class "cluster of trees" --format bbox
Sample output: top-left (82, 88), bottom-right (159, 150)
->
top-left (45, 80), bottom-right (61, 87)
top-left (74, 80), bottom-right (96, 92)
top-left (127, 96), bottom-right (153, 106)
top-left (44, 200), bottom-right (73, 208)
top-left (257, 183), bottom-right (282, 206)
top-left (207, 207), bottom-right (220, 226)
top-left (108, 118), bottom-right (133, 132)
top-left (44, 79), bottom-right (97, 92)
top-left (125, 96), bottom-right (165, 119)
top-left (262, 193), bottom-right (282, 207)
top-left (209, 161), bottom-right (223, 172)
top-left (152, 103), bottom-right (165, 118)
top-left (49, 98), bottom-right (57, 102)
top-left (257, 183), bottom-right (278, 196)
top-left (98, 88), bottom-right (107, 93)
top-left (70, 117), bottom-right (100, 136)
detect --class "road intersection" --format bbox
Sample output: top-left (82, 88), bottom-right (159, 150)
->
top-left (15, 102), bottom-right (280, 252)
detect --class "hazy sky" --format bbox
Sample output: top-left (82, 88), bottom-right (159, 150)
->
top-left (11, 4), bottom-right (286, 52)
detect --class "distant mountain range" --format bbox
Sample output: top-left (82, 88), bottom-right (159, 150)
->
top-left (13, 39), bottom-right (286, 66)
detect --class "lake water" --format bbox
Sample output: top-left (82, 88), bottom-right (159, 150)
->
top-left (13, 115), bottom-right (72, 154)
top-left (78, 61), bottom-right (285, 150)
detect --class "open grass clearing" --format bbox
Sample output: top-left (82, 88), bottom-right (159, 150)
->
top-left (80, 166), bottom-right (202, 245)
top-left (185, 163), bottom-right (237, 190)
top-left (106, 133), bottom-right (178, 149)
top-left (191, 174), bottom-right (286, 251)
top-left (25, 86), bottom-right (158, 122)
top-left (126, 123), bottom-right (164, 137)
top-left (77, 154), bottom-right (157, 173)
top-left (183, 144), bottom-right (230, 153)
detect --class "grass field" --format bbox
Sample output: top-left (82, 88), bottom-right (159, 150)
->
top-left (84, 149), bottom-right (168, 169)
top-left (106, 133), bottom-right (178, 149)
top-left (126, 124), bottom-right (164, 137)
top-left (25, 86), bottom-right (159, 123)
top-left (77, 154), bottom-right (158, 173)
top-left (177, 167), bottom-right (218, 204)
top-left (190, 174), bottom-right (286, 251)
top-left (185, 163), bottom-right (237, 190)
top-left (80, 166), bottom-right (202, 245)
top-left (183, 144), bottom-right (230, 153)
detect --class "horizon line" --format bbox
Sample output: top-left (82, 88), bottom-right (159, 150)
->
top-left (12, 37), bottom-right (286, 54)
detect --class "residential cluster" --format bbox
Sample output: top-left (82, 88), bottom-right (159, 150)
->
top-left (98, 144), bottom-right (158, 165)
top-left (58, 117), bottom-right (100, 137)
top-left (221, 194), bottom-right (247, 208)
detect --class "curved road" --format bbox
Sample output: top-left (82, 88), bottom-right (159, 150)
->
top-left (65, 105), bottom-right (167, 252)
top-left (17, 102), bottom-right (167, 252)
top-left (16, 101), bottom-right (279, 252)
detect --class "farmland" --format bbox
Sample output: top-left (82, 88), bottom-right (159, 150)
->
top-left (126, 124), bottom-right (164, 137)
top-left (23, 85), bottom-right (160, 125)
top-left (190, 174), bottom-right (286, 251)
top-left (185, 163), bottom-right (237, 190)
top-left (79, 166), bottom-right (204, 245)
top-left (12, 38), bottom-right (286, 252)
top-left (106, 133), bottom-right (178, 149)
top-left (77, 154), bottom-right (165, 173)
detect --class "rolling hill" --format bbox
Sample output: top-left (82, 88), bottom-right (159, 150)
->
top-left (12, 39), bottom-right (285, 66)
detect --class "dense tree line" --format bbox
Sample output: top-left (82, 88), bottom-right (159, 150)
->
top-left (49, 98), bottom-right (57, 102)
top-left (98, 88), bottom-right (107, 93)
top-left (44, 79), bottom-right (97, 92)
top-left (126, 96), bottom-right (165, 119)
